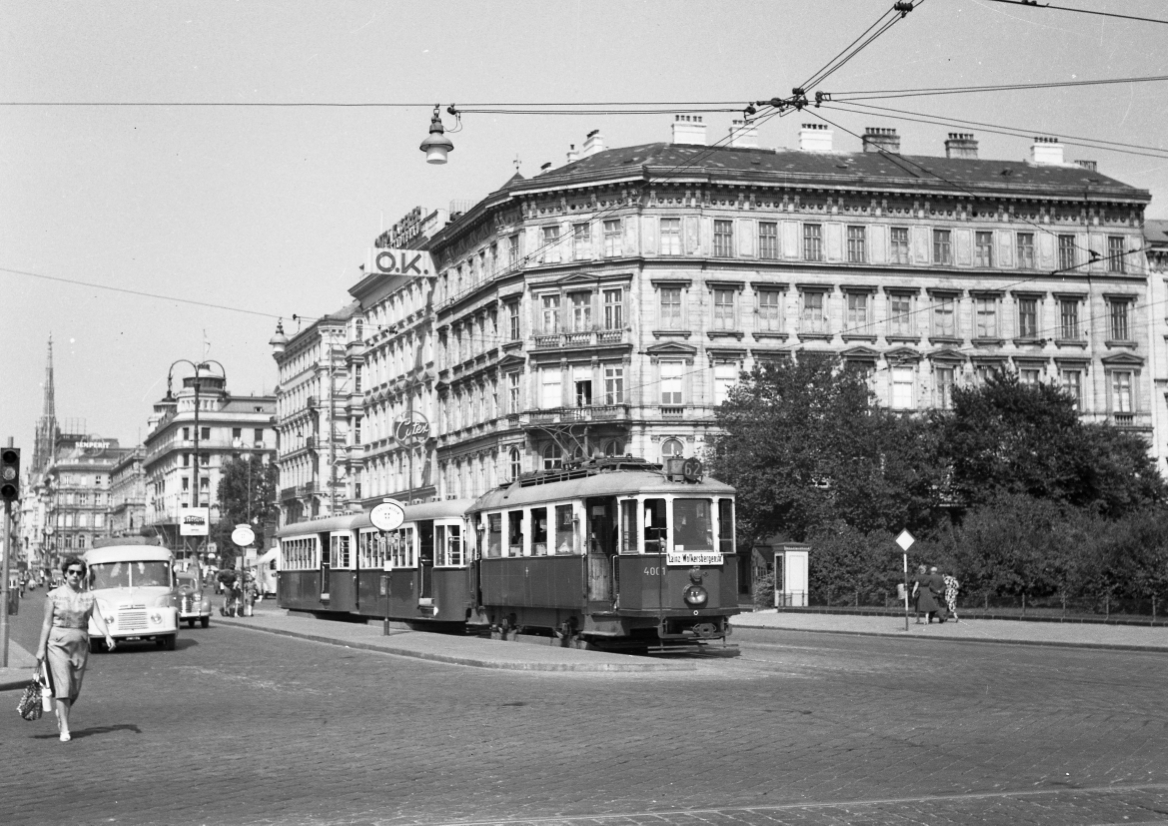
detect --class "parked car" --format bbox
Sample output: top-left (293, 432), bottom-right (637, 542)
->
top-left (176, 570), bottom-right (211, 629)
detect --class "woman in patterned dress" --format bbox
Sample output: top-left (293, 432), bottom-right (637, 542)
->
top-left (34, 556), bottom-right (116, 742)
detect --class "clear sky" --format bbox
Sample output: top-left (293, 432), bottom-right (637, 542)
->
top-left (2, 0), bottom-right (1166, 450)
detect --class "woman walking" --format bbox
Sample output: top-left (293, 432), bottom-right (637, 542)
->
top-left (34, 556), bottom-right (116, 742)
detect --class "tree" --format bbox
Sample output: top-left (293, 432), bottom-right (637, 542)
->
top-left (708, 355), bottom-right (945, 544)
top-left (934, 372), bottom-right (1165, 515)
top-left (214, 455), bottom-right (278, 567)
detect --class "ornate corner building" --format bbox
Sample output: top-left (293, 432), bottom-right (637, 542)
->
top-left (272, 118), bottom-right (1158, 523)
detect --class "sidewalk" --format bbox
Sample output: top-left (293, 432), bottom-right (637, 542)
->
top-left (212, 605), bottom-right (695, 673)
top-left (732, 609), bottom-right (1168, 652)
top-left (0, 638), bottom-right (38, 693)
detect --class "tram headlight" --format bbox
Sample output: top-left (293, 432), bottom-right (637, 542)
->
top-left (683, 583), bottom-right (708, 607)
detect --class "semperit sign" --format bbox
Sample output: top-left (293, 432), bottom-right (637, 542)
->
top-left (395, 411), bottom-right (431, 446)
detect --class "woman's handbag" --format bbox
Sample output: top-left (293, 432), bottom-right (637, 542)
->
top-left (16, 669), bottom-right (44, 721)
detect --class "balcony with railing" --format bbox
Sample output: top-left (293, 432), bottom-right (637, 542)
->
top-left (531, 328), bottom-right (628, 352)
top-left (524, 404), bottom-right (631, 425)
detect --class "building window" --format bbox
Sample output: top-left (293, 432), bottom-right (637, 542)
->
top-left (182, 427), bottom-right (190, 441)
top-left (758, 291), bottom-right (783, 332)
top-left (603, 219), bottom-right (622, 257)
top-left (890, 366), bottom-right (914, 410)
top-left (660, 361), bottom-right (684, 405)
top-left (1058, 235), bottom-right (1076, 271)
top-left (541, 294), bottom-right (560, 334)
top-left (603, 439), bottom-right (624, 457)
top-left (713, 288), bottom-right (736, 330)
top-left (759, 222), bottom-right (779, 260)
top-left (508, 234), bottom-right (520, 266)
top-left (1019, 368), bottom-right (1041, 386)
top-left (713, 219), bottom-right (734, 257)
top-left (803, 224), bottom-right (823, 261)
top-left (183, 453), bottom-right (191, 468)
top-left (1017, 233), bottom-right (1036, 269)
top-left (1111, 371), bottom-right (1133, 413)
top-left (509, 447), bottom-right (522, 481)
top-left (891, 227), bottom-right (910, 265)
top-left (801, 291), bottom-right (828, 333)
top-left (1060, 299), bottom-right (1081, 340)
top-left (933, 295), bottom-right (956, 337)
top-left (660, 217), bottom-right (682, 256)
top-left (200, 453), bottom-right (210, 467)
top-left (603, 289), bottom-right (623, 330)
top-left (569, 292), bottom-right (592, 332)
top-left (1108, 236), bottom-right (1126, 273)
top-left (542, 225), bottom-right (561, 263)
top-left (574, 371), bottom-right (593, 407)
top-left (888, 293), bottom-right (913, 337)
top-left (604, 365), bottom-right (624, 405)
top-left (543, 443), bottom-right (562, 470)
top-left (974, 296), bottom-right (999, 339)
top-left (353, 421), bottom-right (362, 445)
top-left (846, 226), bottom-right (866, 263)
top-left (507, 372), bottom-right (520, 414)
top-left (232, 427), bottom-right (242, 440)
top-left (975, 231), bottom-right (994, 268)
top-left (508, 302), bottom-right (520, 341)
top-left (936, 367), bottom-right (955, 409)
top-left (541, 367), bottom-right (562, 409)
top-left (661, 438), bottom-right (684, 460)
top-left (573, 223), bottom-right (591, 260)
top-left (1017, 298), bottom-right (1038, 339)
top-left (354, 365), bottom-right (363, 393)
top-left (1060, 369), bottom-right (1082, 411)
top-left (182, 477), bottom-right (190, 491)
top-left (660, 287), bottom-right (683, 329)
top-left (933, 229), bottom-right (952, 265)
top-left (1109, 299), bottom-right (1131, 341)
top-left (713, 363), bottom-right (738, 405)
top-left (846, 292), bottom-right (870, 331)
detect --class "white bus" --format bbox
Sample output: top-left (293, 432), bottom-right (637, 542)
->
top-left (84, 538), bottom-right (180, 651)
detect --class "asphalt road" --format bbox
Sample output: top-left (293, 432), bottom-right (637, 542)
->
top-left (4, 602), bottom-right (1168, 826)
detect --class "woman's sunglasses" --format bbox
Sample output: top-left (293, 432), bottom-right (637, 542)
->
top-left (66, 569), bottom-right (83, 576)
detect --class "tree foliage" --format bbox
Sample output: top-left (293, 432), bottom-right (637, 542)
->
top-left (213, 455), bottom-right (278, 566)
top-left (708, 356), bottom-right (945, 544)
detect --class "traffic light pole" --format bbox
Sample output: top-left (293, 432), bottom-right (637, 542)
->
top-left (1, 436), bottom-right (13, 668)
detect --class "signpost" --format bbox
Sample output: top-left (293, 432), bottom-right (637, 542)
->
top-left (896, 529), bottom-right (915, 632)
top-left (370, 499), bottom-right (405, 636)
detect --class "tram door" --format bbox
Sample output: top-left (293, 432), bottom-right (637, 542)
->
top-left (320, 534), bottom-right (331, 603)
top-left (418, 521), bottom-right (435, 600)
top-left (586, 497), bottom-right (616, 606)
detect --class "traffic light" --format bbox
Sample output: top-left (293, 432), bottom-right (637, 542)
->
top-left (0, 447), bottom-right (20, 501)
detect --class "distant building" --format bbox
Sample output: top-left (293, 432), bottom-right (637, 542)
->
top-left (106, 445), bottom-right (146, 538)
top-left (40, 437), bottom-right (133, 565)
top-left (142, 363), bottom-right (275, 552)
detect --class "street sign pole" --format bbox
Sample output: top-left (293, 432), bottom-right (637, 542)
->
top-left (1, 497), bottom-right (11, 667)
top-left (896, 529), bottom-right (915, 633)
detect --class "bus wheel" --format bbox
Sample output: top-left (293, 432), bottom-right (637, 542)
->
top-left (159, 634), bottom-right (177, 651)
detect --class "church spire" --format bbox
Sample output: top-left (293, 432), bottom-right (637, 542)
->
top-left (32, 335), bottom-right (57, 474)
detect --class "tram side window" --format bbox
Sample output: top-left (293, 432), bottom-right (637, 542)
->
top-left (330, 535), bottom-right (351, 568)
top-left (643, 498), bottom-right (667, 553)
top-left (532, 507), bottom-right (548, 555)
top-left (507, 510), bottom-right (524, 557)
top-left (487, 513), bottom-right (502, 558)
top-left (719, 498), bottom-right (735, 554)
top-left (556, 504), bottom-right (576, 554)
top-left (620, 500), bottom-right (639, 553)
top-left (673, 499), bottom-right (714, 551)
top-left (401, 527), bottom-right (415, 566)
top-left (445, 525), bottom-right (462, 566)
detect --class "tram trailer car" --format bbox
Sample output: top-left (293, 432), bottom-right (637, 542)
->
top-left (276, 457), bottom-right (740, 649)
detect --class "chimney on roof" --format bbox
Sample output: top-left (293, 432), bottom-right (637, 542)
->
top-left (862, 127), bottom-right (900, 154)
top-left (945, 132), bottom-right (978, 159)
top-left (540, 162), bottom-right (553, 174)
top-left (1076, 159), bottom-right (1098, 171)
top-left (799, 122), bottom-right (834, 152)
top-left (566, 143), bottom-right (579, 164)
top-left (728, 119), bottom-right (758, 148)
top-left (1030, 136), bottom-right (1065, 166)
top-left (671, 114), bottom-right (707, 146)
top-left (582, 129), bottom-right (605, 157)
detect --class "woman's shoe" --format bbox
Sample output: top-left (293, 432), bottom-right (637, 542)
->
top-left (59, 731), bottom-right (71, 742)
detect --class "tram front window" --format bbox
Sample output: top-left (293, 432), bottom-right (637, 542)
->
top-left (643, 498), bottom-right (667, 553)
top-left (532, 507), bottom-right (548, 555)
top-left (673, 499), bottom-right (714, 551)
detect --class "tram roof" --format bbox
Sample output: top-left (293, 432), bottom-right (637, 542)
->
top-left (276, 498), bottom-right (477, 537)
top-left (472, 468), bottom-right (734, 512)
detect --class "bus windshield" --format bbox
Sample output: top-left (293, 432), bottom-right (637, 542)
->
top-left (90, 560), bottom-right (172, 590)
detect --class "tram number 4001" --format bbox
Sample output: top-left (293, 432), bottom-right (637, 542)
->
top-left (643, 567), bottom-right (666, 576)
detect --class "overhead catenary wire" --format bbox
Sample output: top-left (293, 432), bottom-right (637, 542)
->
top-left (826, 73), bottom-right (1168, 102)
top-left (978, 0), bottom-right (1168, 26)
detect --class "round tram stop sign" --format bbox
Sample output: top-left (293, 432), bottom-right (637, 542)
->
top-left (370, 500), bottom-right (406, 532)
top-left (231, 524), bottom-right (256, 548)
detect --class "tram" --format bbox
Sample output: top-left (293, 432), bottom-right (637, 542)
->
top-left (276, 457), bottom-right (740, 649)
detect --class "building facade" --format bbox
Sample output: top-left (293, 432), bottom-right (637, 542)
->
top-left (142, 364), bottom-right (276, 549)
top-left (40, 437), bottom-right (132, 565)
top-left (106, 446), bottom-right (146, 537)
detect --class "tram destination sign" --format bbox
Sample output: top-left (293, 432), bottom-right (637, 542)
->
top-left (667, 550), bottom-right (722, 566)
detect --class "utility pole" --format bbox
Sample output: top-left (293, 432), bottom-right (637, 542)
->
top-left (1, 437), bottom-right (16, 667)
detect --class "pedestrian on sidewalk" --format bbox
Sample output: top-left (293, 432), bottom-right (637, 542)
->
top-left (910, 565), bottom-right (930, 623)
top-left (34, 556), bottom-right (117, 743)
top-left (942, 572), bottom-right (960, 622)
top-left (927, 566), bottom-right (948, 623)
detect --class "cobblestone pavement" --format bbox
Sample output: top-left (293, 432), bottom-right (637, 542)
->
top-left (4, 605), bottom-right (1168, 826)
